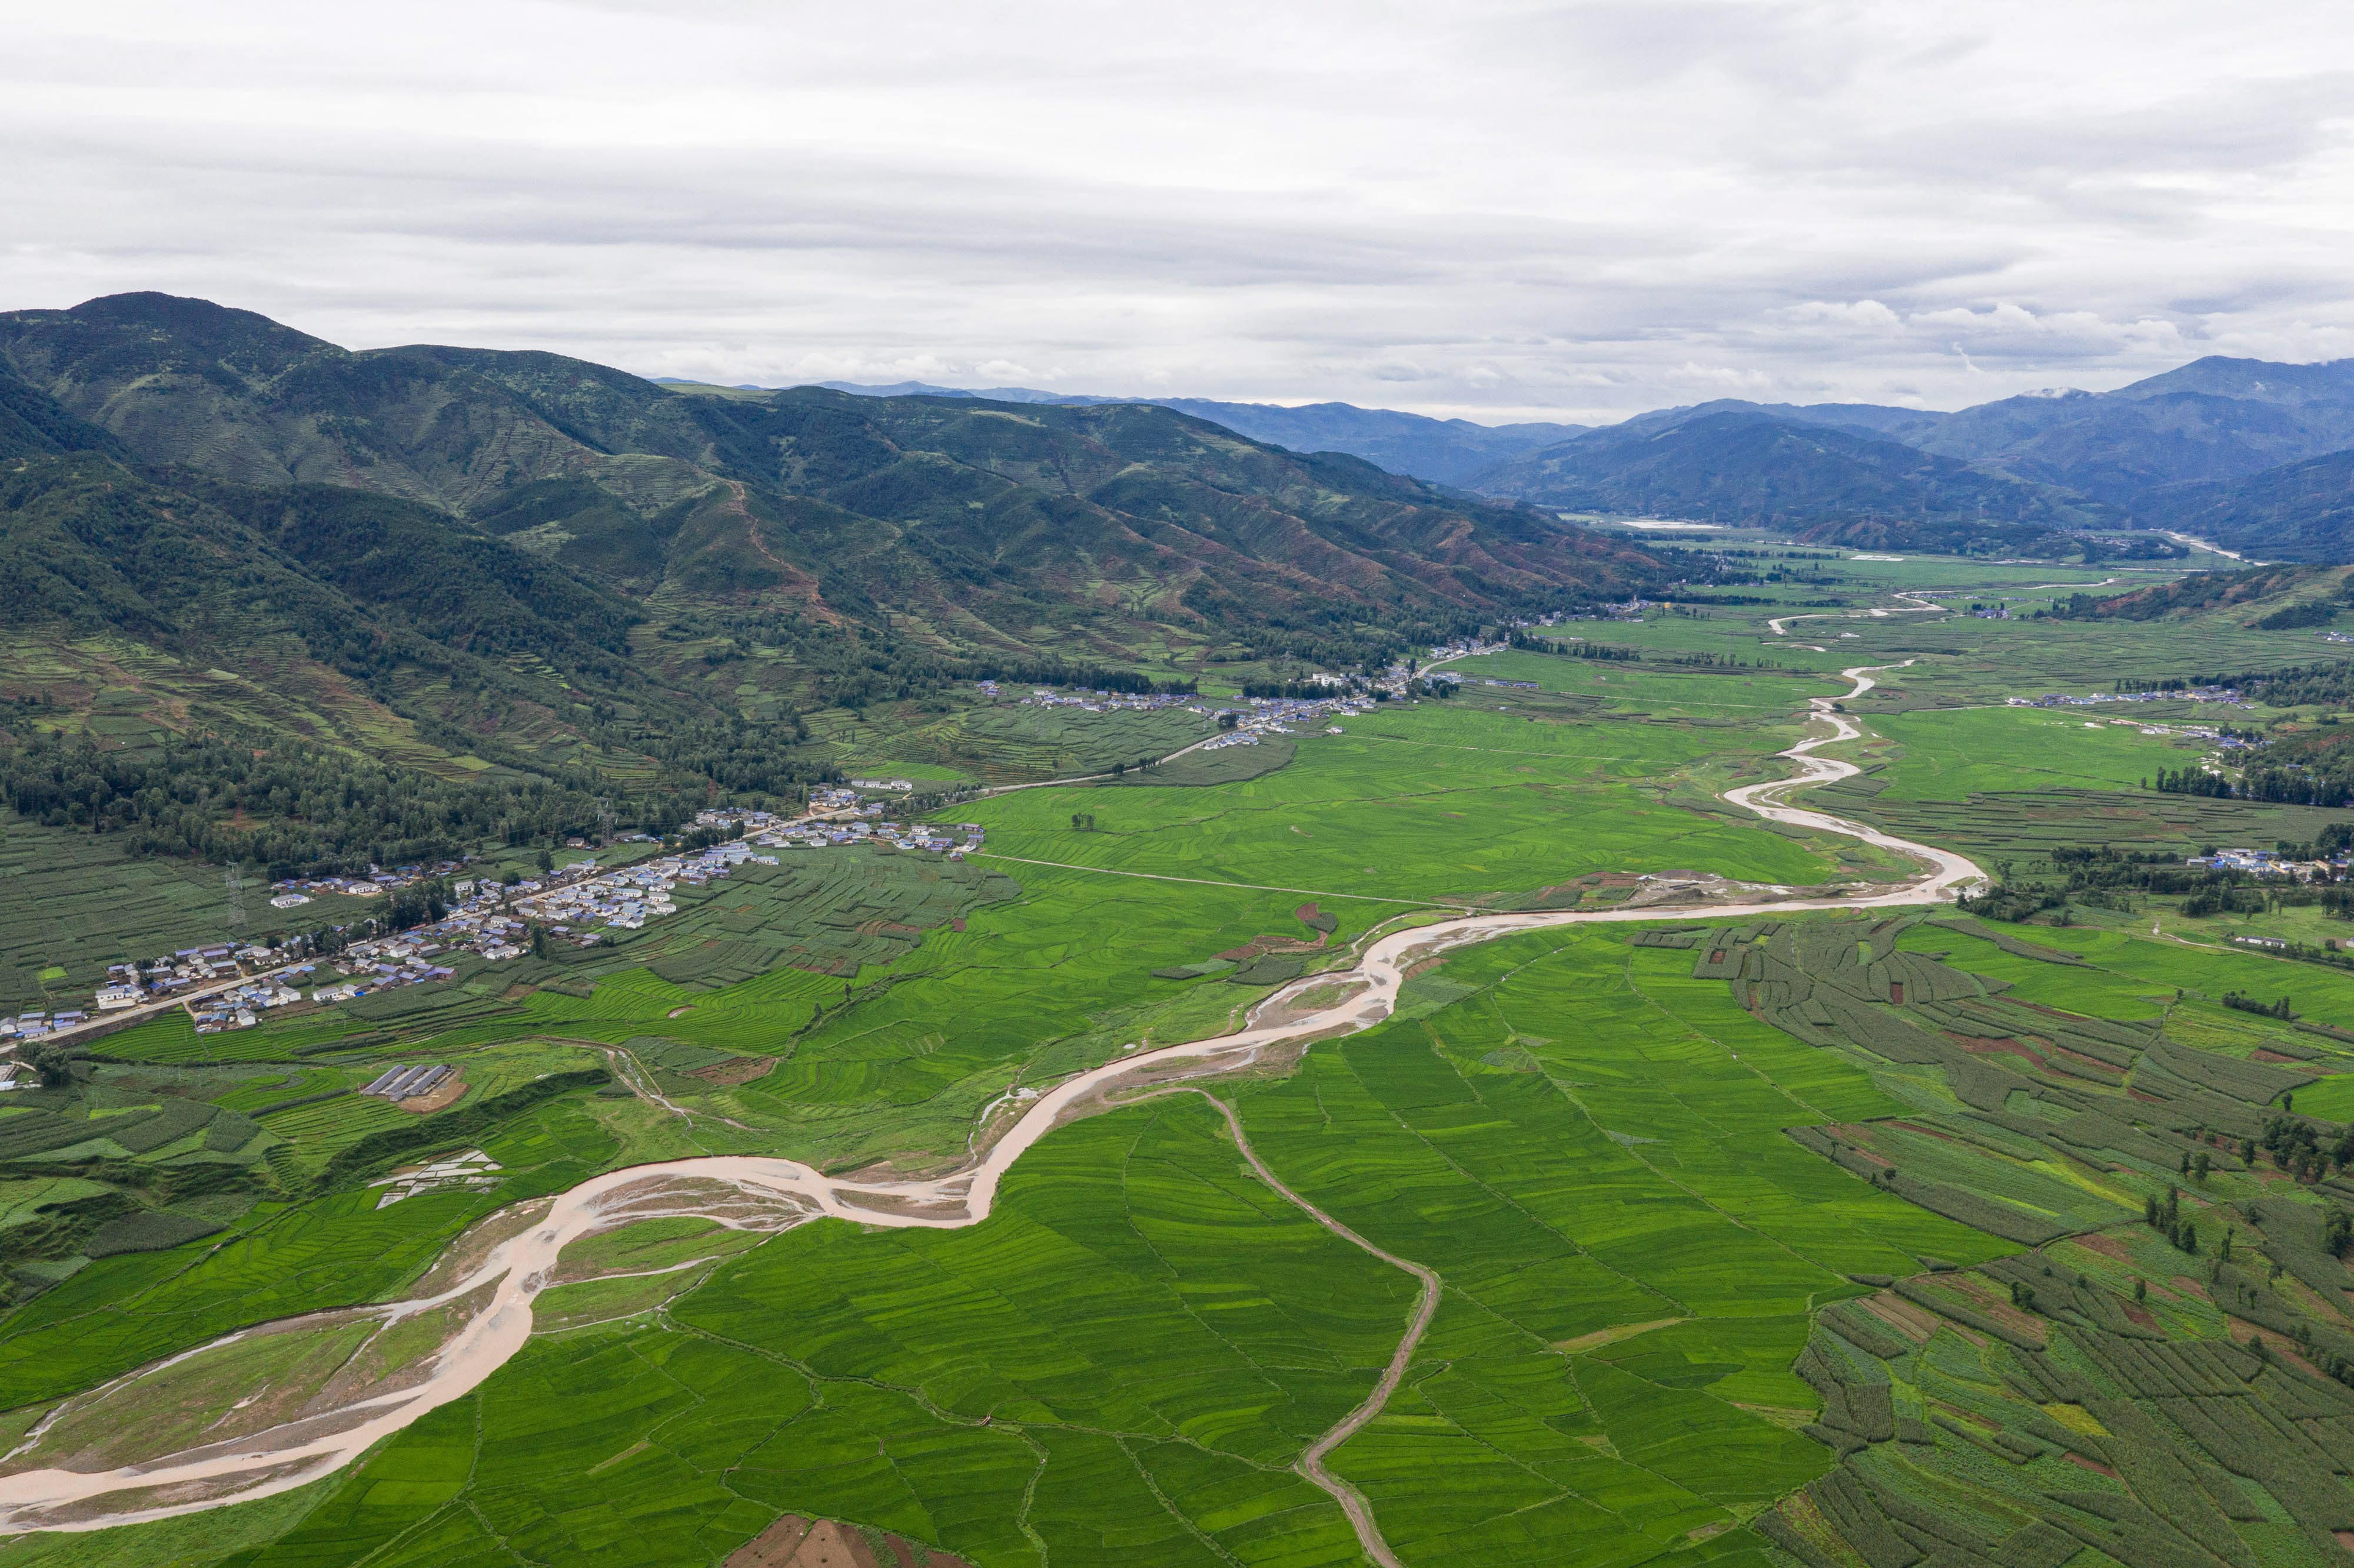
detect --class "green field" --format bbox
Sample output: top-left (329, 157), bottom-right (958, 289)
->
top-left (957, 698), bottom-right (1838, 905)
top-left (1847, 705), bottom-right (2203, 802)
top-left (14, 555), bottom-right (2354, 1567)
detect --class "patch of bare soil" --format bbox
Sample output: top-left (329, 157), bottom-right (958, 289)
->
top-left (688, 1054), bottom-right (776, 1087)
top-left (398, 1070), bottom-right (467, 1114)
top-left (724, 1515), bottom-right (974, 1568)
top-left (1857, 1291), bottom-right (1939, 1343)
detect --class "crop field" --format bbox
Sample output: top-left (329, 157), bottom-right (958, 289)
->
top-left (0, 811), bottom-right (384, 1013)
top-left (1844, 705), bottom-right (2202, 803)
top-left (593, 845), bottom-right (1022, 984)
top-left (15, 552), bottom-right (2354, 1567)
top-left (950, 702), bottom-right (1838, 908)
top-left (8, 887), bottom-right (2354, 1566)
top-left (1443, 652), bottom-right (1848, 719)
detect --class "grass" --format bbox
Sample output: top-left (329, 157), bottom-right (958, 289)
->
top-left (18, 560), bottom-right (2354, 1564)
top-left (1851, 705), bottom-right (2204, 802)
top-left (948, 700), bottom-right (1837, 907)
top-left (12, 898), bottom-right (2354, 1565)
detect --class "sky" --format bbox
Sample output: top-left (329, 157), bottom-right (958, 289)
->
top-left (5, 1), bottom-right (2353, 424)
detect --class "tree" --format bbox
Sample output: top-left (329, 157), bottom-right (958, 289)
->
top-left (21, 1041), bottom-right (79, 1087)
top-left (530, 924), bottom-right (550, 960)
top-left (536, 848), bottom-right (556, 874)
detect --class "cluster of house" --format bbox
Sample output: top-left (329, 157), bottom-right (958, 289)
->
top-left (1, 943), bottom-right (314, 1041)
top-left (1, 1008), bottom-right (84, 1043)
top-left (1200, 691), bottom-right (1377, 751)
top-left (2009, 686), bottom-right (2249, 710)
top-left (1426, 636), bottom-right (1512, 663)
top-left (512, 854), bottom-right (709, 941)
top-left (265, 861), bottom-right (467, 910)
top-left (191, 974), bottom-right (314, 1034)
top-left (753, 816), bottom-right (985, 855)
top-left (1008, 684), bottom-right (1197, 714)
top-left (2187, 848), bottom-right (2348, 881)
top-left (312, 944), bottom-right (461, 1000)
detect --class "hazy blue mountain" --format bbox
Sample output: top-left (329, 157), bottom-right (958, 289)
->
top-left (2132, 447), bottom-right (2354, 560)
top-left (1598, 398), bottom-right (1944, 443)
top-left (1908, 357), bottom-right (2354, 505)
top-left (1471, 410), bottom-right (2116, 551)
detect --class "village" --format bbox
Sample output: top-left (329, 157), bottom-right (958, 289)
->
top-left (3, 671), bottom-right (1509, 1051)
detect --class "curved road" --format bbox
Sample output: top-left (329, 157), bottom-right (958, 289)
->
top-left (0, 665), bottom-right (1985, 1545)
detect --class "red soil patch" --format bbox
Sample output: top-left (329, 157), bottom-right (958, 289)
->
top-left (2251, 1049), bottom-right (2309, 1065)
top-left (723, 1516), bottom-right (972, 1568)
top-left (2066, 1452), bottom-right (2120, 1479)
top-left (1858, 1293), bottom-right (1938, 1343)
top-left (2172, 1275), bottom-right (2211, 1301)
top-left (687, 1055), bottom-right (775, 1087)
top-left (1957, 1036), bottom-right (2054, 1070)
top-left (1944, 1276), bottom-right (2049, 1343)
top-left (1214, 931), bottom-right (1329, 962)
top-left (2073, 1234), bottom-right (2132, 1261)
top-left (949, 917), bottom-right (966, 933)
top-left (2229, 1320), bottom-right (2333, 1379)
top-left (1891, 1120), bottom-right (1970, 1145)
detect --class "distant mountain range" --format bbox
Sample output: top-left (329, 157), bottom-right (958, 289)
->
top-left (801, 381), bottom-right (1586, 488)
top-left (798, 356), bottom-right (2354, 561)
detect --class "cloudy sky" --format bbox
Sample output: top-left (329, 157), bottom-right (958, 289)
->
top-left (6, 1), bottom-right (2352, 422)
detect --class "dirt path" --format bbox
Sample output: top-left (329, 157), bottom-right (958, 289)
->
top-left (0, 665), bottom-right (1983, 1537)
top-left (1129, 1089), bottom-right (1438, 1568)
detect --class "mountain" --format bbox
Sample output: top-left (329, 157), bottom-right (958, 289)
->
top-left (818, 379), bottom-right (1091, 405)
top-left (2132, 448), bottom-right (2354, 560)
top-left (1907, 357), bottom-right (2354, 506)
top-left (0, 361), bottom-right (126, 462)
top-left (1468, 410), bottom-right (2117, 551)
top-left (815, 381), bottom-right (1585, 487)
top-left (1592, 397), bottom-right (1943, 444)
top-left (0, 292), bottom-right (1691, 872)
top-left (0, 295), bottom-right (1660, 665)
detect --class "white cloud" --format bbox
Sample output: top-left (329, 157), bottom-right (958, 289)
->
top-left (2, 0), bottom-right (2351, 424)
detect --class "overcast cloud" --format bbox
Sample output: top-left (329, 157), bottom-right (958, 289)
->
top-left (5, 0), bottom-right (2352, 422)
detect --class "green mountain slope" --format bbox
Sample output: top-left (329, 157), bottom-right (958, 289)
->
top-left (0, 294), bottom-right (1687, 879)
top-left (2132, 448), bottom-right (2354, 560)
top-left (0, 294), bottom-right (1665, 663)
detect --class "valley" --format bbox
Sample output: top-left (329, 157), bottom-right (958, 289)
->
top-left (6, 301), bottom-right (2354, 1568)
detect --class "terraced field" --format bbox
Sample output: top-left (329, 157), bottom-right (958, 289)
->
top-left (10, 577), bottom-right (2354, 1568)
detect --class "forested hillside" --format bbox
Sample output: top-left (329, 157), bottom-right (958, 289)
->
top-left (0, 292), bottom-right (1675, 871)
